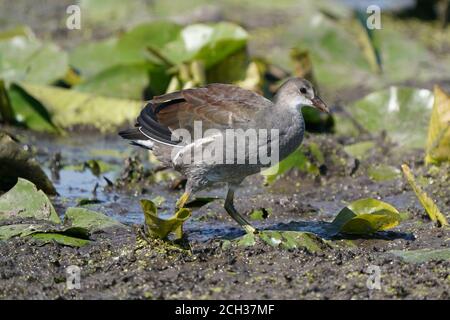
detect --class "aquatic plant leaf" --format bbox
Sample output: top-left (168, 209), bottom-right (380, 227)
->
top-left (0, 36), bottom-right (68, 84)
top-left (249, 208), bottom-right (272, 221)
top-left (74, 64), bottom-right (152, 99)
top-left (0, 133), bottom-right (56, 194)
top-left (69, 38), bottom-right (122, 77)
top-left (343, 141), bottom-right (375, 160)
top-left (401, 164), bottom-right (448, 227)
top-left (261, 148), bottom-right (310, 184)
top-left (0, 80), bottom-right (15, 123)
top-left (64, 207), bottom-right (126, 233)
top-left (30, 233), bottom-right (90, 247)
top-left (367, 164), bottom-right (401, 182)
top-left (331, 198), bottom-right (401, 235)
top-left (80, 0), bottom-right (150, 28)
top-left (0, 26), bottom-right (35, 41)
top-left (234, 231), bottom-right (325, 252)
top-left (116, 21), bottom-right (182, 65)
top-left (0, 224), bottom-right (44, 240)
top-left (425, 86), bottom-right (450, 164)
top-left (336, 87), bottom-right (434, 149)
top-left (141, 199), bottom-right (192, 240)
top-left (162, 22), bottom-right (248, 68)
top-left (390, 248), bottom-right (450, 263)
top-left (0, 178), bottom-right (60, 224)
top-left (9, 82), bottom-right (142, 133)
top-left (7, 83), bottom-right (59, 133)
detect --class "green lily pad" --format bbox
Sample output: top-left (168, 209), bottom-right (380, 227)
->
top-left (116, 21), bottom-right (182, 65)
top-left (141, 199), bottom-right (192, 240)
top-left (64, 207), bottom-right (126, 233)
top-left (390, 248), bottom-right (450, 263)
top-left (336, 87), bottom-right (434, 149)
top-left (0, 133), bottom-right (56, 194)
top-left (74, 64), bottom-right (151, 99)
top-left (7, 83), bottom-right (59, 132)
top-left (261, 148), bottom-right (310, 184)
top-left (367, 164), bottom-right (401, 182)
top-left (0, 223), bottom-right (90, 247)
top-left (249, 208), bottom-right (272, 221)
top-left (162, 22), bottom-right (248, 68)
top-left (0, 36), bottom-right (68, 84)
top-left (343, 141), bottom-right (375, 160)
top-left (8, 82), bottom-right (142, 133)
top-left (0, 178), bottom-right (60, 224)
top-left (330, 198), bottom-right (401, 235)
top-left (30, 232), bottom-right (90, 247)
top-left (0, 223), bottom-right (44, 240)
top-left (69, 38), bottom-right (122, 78)
top-left (234, 231), bottom-right (326, 252)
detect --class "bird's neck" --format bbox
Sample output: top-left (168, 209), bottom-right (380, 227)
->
top-left (271, 98), bottom-right (305, 161)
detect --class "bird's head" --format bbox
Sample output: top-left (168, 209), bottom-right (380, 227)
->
top-left (276, 77), bottom-right (329, 113)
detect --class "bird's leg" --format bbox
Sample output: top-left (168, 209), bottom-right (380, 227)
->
top-left (176, 191), bottom-right (191, 209)
top-left (224, 186), bottom-right (257, 234)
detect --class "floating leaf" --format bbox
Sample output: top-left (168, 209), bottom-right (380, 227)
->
top-left (0, 26), bottom-right (35, 41)
top-left (0, 223), bottom-right (44, 240)
top-left (116, 21), bottom-right (182, 65)
top-left (64, 207), bottom-right (126, 233)
top-left (30, 233), bottom-right (90, 247)
top-left (343, 141), bottom-right (375, 159)
top-left (401, 164), bottom-right (448, 227)
top-left (69, 38), bottom-right (123, 77)
top-left (0, 36), bottom-right (68, 84)
top-left (390, 248), bottom-right (450, 263)
top-left (234, 231), bottom-right (325, 252)
top-left (249, 208), bottom-right (272, 221)
top-left (7, 83), bottom-right (59, 132)
top-left (162, 22), bottom-right (248, 68)
top-left (261, 148), bottom-right (310, 184)
top-left (0, 133), bottom-right (56, 194)
top-left (74, 64), bottom-right (151, 99)
top-left (141, 199), bottom-right (191, 240)
top-left (0, 178), bottom-right (60, 224)
top-left (367, 164), bottom-right (401, 182)
top-left (425, 86), bottom-right (450, 164)
top-left (330, 198), bottom-right (401, 235)
top-left (9, 82), bottom-right (142, 133)
top-left (336, 87), bottom-right (434, 149)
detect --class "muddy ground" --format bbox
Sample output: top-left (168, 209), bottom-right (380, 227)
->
top-left (0, 128), bottom-right (449, 300)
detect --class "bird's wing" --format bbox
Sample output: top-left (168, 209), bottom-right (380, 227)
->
top-left (136, 83), bottom-right (273, 145)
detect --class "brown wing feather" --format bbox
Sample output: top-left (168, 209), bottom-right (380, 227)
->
top-left (151, 84), bottom-right (272, 135)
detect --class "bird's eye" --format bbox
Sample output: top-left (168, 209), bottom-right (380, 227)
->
top-left (300, 87), bottom-right (307, 94)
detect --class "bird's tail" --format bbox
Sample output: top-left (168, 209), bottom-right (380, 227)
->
top-left (119, 128), bottom-right (155, 150)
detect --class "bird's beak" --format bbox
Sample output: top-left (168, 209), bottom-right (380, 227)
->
top-left (311, 96), bottom-right (330, 114)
